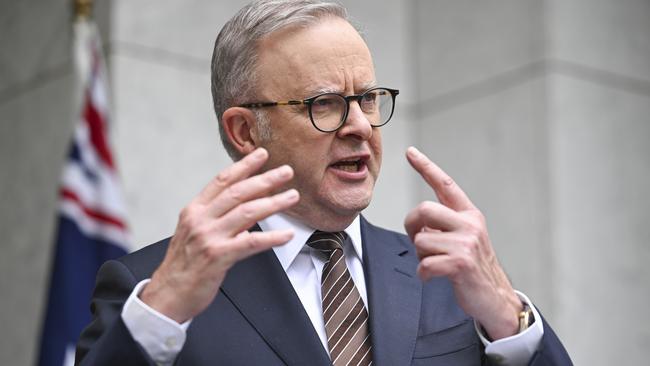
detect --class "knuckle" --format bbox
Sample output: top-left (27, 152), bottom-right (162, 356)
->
top-left (226, 186), bottom-right (243, 202)
top-left (204, 244), bottom-right (226, 262)
top-left (245, 234), bottom-right (261, 250)
top-left (413, 233), bottom-right (423, 246)
top-left (420, 258), bottom-right (433, 272)
top-left (441, 176), bottom-right (455, 188)
top-left (178, 206), bottom-right (191, 222)
top-left (464, 220), bottom-right (484, 238)
top-left (454, 251), bottom-right (476, 272)
top-left (416, 201), bottom-right (433, 215)
top-left (239, 203), bottom-right (257, 221)
top-left (452, 255), bottom-right (467, 272)
top-left (413, 233), bottom-right (428, 248)
top-left (178, 206), bottom-right (199, 228)
top-left (214, 170), bottom-right (231, 187)
top-left (462, 234), bottom-right (480, 252)
top-left (185, 223), bottom-right (209, 244)
top-left (257, 174), bottom-right (275, 190)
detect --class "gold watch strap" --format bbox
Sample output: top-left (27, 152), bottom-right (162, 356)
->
top-left (518, 304), bottom-right (534, 332)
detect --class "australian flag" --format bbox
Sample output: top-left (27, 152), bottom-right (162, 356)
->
top-left (36, 15), bottom-right (131, 366)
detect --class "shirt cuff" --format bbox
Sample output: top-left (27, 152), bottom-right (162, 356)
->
top-left (121, 279), bottom-right (192, 366)
top-left (473, 290), bottom-right (544, 366)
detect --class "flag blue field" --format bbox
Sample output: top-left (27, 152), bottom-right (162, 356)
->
top-left (36, 17), bottom-right (131, 366)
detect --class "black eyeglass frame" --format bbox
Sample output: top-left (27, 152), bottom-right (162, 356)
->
top-left (238, 87), bottom-right (400, 133)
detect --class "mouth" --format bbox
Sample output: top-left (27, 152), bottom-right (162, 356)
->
top-left (329, 155), bottom-right (369, 173)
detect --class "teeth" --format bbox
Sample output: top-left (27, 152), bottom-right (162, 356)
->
top-left (338, 164), bottom-right (357, 172)
top-left (332, 159), bottom-right (361, 172)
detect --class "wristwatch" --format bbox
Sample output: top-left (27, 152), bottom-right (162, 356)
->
top-left (518, 304), bottom-right (535, 332)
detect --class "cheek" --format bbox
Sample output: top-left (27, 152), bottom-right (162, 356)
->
top-left (370, 133), bottom-right (383, 164)
top-left (278, 134), bottom-right (332, 181)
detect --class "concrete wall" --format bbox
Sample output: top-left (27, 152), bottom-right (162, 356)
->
top-left (412, 0), bottom-right (553, 313)
top-left (1, 1), bottom-right (648, 365)
top-left (0, 1), bottom-right (111, 364)
top-left (546, 1), bottom-right (650, 363)
top-left (412, 0), bottom-right (650, 364)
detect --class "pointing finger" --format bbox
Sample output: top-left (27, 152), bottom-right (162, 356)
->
top-left (406, 146), bottom-right (475, 212)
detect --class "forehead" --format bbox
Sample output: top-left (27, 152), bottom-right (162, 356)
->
top-left (255, 17), bottom-right (376, 97)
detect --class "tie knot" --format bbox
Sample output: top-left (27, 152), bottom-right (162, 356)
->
top-left (306, 230), bottom-right (347, 253)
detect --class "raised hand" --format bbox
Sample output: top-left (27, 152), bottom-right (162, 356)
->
top-left (140, 148), bottom-right (299, 323)
top-left (404, 147), bottom-right (523, 340)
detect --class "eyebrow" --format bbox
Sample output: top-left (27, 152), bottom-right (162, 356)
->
top-left (304, 86), bottom-right (339, 97)
top-left (303, 81), bottom-right (379, 98)
top-left (358, 81), bottom-right (378, 93)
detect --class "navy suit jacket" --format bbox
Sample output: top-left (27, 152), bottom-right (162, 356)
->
top-left (76, 217), bottom-right (572, 365)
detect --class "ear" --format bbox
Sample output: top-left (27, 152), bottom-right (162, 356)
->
top-left (221, 107), bottom-right (261, 155)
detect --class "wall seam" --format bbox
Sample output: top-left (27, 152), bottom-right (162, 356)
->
top-left (109, 40), bottom-right (210, 75)
top-left (414, 58), bottom-right (650, 120)
top-left (0, 63), bottom-right (72, 106)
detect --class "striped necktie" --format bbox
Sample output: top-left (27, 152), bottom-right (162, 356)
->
top-left (307, 231), bottom-right (373, 366)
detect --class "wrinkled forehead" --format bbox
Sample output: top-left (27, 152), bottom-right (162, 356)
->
top-left (254, 17), bottom-right (376, 98)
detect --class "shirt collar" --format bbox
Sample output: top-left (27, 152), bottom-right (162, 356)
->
top-left (259, 213), bottom-right (363, 271)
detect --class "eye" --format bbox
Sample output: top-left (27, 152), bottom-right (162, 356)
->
top-left (311, 95), bottom-right (342, 114)
top-left (360, 91), bottom-right (379, 110)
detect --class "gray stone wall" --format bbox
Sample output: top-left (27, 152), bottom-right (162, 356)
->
top-left (1, 1), bottom-right (648, 364)
top-left (0, 1), bottom-right (110, 364)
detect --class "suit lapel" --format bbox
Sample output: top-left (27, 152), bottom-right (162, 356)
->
top-left (361, 217), bottom-right (422, 366)
top-left (220, 225), bottom-right (331, 365)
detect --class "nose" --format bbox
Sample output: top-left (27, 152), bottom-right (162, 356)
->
top-left (336, 100), bottom-right (373, 140)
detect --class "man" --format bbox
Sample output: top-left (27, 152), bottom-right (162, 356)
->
top-left (76, 1), bottom-right (572, 365)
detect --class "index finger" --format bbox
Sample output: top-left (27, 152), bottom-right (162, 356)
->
top-left (196, 148), bottom-right (268, 204)
top-left (406, 146), bottom-right (475, 212)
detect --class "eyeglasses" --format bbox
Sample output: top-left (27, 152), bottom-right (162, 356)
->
top-left (238, 87), bottom-right (399, 132)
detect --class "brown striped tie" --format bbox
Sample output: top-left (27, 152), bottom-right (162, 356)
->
top-left (307, 231), bottom-right (372, 366)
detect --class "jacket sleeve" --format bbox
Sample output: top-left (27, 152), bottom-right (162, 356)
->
top-left (75, 259), bottom-right (155, 366)
top-left (527, 316), bottom-right (573, 366)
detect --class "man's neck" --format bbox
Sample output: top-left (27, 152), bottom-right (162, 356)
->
top-left (282, 206), bottom-right (359, 232)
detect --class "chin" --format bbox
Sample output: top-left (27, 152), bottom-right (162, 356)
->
top-left (300, 181), bottom-right (375, 230)
top-left (325, 190), bottom-right (373, 218)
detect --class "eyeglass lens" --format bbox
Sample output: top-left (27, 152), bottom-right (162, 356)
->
top-left (310, 88), bottom-right (394, 131)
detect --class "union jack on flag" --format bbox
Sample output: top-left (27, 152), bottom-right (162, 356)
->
top-left (37, 15), bottom-right (132, 366)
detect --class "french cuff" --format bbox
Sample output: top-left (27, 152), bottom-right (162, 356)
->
top-left (473, 290), bottom-right (544, 366)
top-left (121, 279), bottom-right (192, 366)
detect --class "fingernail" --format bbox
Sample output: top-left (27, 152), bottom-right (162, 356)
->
top-left (407, 146), bottom-right (421, 156)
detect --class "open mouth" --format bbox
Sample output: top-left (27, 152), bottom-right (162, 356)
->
top-left (330, 158), bottom-right (365, 172)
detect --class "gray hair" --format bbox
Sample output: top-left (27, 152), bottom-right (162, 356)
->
top-left (210, 0), bottom-right (350, 160)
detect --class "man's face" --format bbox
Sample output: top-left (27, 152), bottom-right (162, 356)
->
top-left (254, 17), bottom-right (382, 231)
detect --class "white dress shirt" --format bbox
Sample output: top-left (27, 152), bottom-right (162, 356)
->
top-left (121, 213), bottom-right (542, 366)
